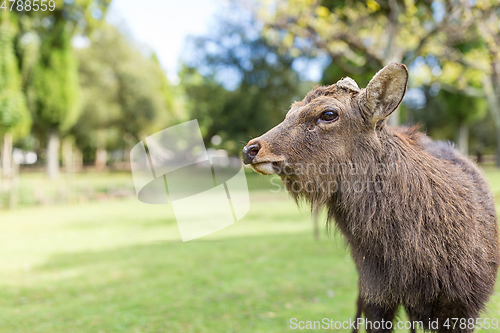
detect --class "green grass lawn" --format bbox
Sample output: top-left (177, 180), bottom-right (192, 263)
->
top-left (1, 169), bottom-right (500, 332)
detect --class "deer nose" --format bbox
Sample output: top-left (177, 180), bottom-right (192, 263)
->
top-left (242, 143), bottom-right (260, 165)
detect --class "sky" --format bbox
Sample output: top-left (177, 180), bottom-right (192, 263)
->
top-left (105, 0), bottom-right (326, 85)
top-left (106, 0), bottom-right (221, 83)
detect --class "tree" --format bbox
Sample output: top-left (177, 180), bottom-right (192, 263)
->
top-left (255, 0), bottom-right (465, 126)
top-left (415, 1), bottom-right (500, 163)
top-left (469, 2), bottom-right (500, 165)
top-left (407, 86), bottom-right (487, 154)
top-left (73, 24), bottom-right (175, 165)
top-left (0, 11), bottom-right (31, 187)
top-left (180, 11), bottom-right (303, 153)
top-left (19, 0), bottom-right (112, 177)
top-left (31, 19), bottom-right (80, 178)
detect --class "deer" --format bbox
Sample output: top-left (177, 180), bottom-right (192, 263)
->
top-left (242, 63), bottom-right (499, 332)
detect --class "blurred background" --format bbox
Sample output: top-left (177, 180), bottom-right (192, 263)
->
top-left (2, 0), bottom-right (500, 332)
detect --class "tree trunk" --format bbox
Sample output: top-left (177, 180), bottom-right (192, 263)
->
top-left (2, 132), bottom-right (12, 184)
top-left (62, 139), bottom-right (74, 203)
top-left (2, 133), bottom-right (18, 209)
top-left (384, 4), bottom-right (404, 128)
top-left (73, 148), bottom-right (83, 172)
top-left (1, 133), bottom-right (12, 207)
top-left (47, 130), bottom-right (60, 178)
top-left (457, 124), bottom-right (469, 156)
top-left (312, 206), bottom-right (320, 241)
top-left (95, 147), bottom-right (107, 171)
top-left (63, 139), bottom-right (73, 174)
top-left (482, 78), bottom-right (500, 167)
top-left (9, 159), bottom-right (18, 210)
top-left (387, 109), bottom-right (400, 128)
top-left (496, 131), bottom-right (500, 168)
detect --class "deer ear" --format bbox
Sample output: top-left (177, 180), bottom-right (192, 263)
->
top-left (364, 63), bottom-right (408, 121)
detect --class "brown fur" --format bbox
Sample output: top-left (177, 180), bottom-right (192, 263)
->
top-left (243, 64), bottom-right (500, 332)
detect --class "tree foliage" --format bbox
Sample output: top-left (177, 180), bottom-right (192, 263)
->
top-left (409, 86), bottom-right (487, 137)
top-left (0, 11), bottom-right (30, 136)
top-left (258, 0), bottom-right (443, 68)
top-left (180, 12), bottom-right (303, 153)
top-left (74, 24), bottom-right (175, 158)
top-left (255, 0), bottom-right (480, 126)
top-left (31, 19), bottom-right (80, 132)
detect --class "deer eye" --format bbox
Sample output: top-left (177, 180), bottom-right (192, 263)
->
top-left (319, 110), bottom-right (339, 122)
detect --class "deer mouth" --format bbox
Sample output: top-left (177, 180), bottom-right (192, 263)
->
top-left (251, 161), bottom-right (282, 175)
